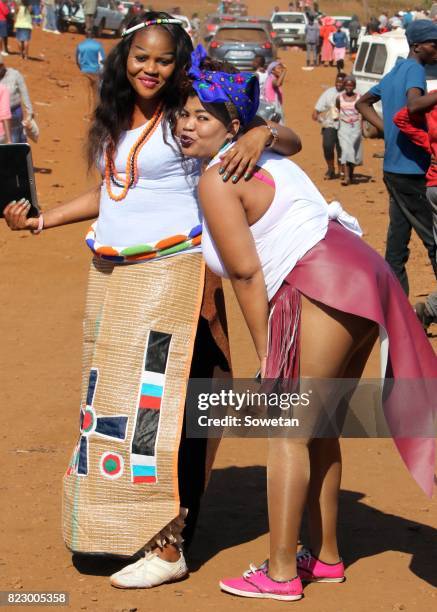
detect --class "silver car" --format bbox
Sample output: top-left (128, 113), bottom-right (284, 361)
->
top-left (208, 23), bottom-right (276, 72)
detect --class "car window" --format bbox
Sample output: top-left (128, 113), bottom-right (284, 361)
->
top-left (272, 14), bottom-right (305, 24)
top-left (215, 27), bottom-right (268, 42)
top-left (364, 44), bottom-right (387, 75)
top-left (354, 41), bottom-right (369, 72)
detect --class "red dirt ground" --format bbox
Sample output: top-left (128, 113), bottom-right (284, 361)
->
top-left (0, 2), bottom-right (436, 610)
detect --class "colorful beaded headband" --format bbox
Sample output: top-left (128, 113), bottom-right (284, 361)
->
top-left (122, 18), bottom-right (183, 37)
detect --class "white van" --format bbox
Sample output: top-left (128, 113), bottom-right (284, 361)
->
top-left (353, 31), bottom-right (437, 135)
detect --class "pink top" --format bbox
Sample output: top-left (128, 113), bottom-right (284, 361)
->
top-left (338, 92), bottom-right (361, 125)
top-left (264, 75), bottom-right (283, 106)
top-left (0, 83), bottom-right (11, 139)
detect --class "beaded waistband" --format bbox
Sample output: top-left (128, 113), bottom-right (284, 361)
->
top-left (85, 223), bottom-right (202, 263)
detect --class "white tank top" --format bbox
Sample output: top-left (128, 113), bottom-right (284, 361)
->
top-left (95, 120), bottom-right (202, 252)
top-left (202, 150), bottom-right (330, 300)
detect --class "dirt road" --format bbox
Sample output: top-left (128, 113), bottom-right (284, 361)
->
top-left (0, 7), bottom-right (436, 612)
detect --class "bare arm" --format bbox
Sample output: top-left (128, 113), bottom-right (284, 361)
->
top-left (15, 71), bottom-right (33, 116)
top-left (198, 170), bottom-right (269, 361)
top-left (407, 88), bottom-right (437, 114)
top-left (274, 66), bottom-right (287, 88)
top-left (219, 118), bottom-right (302, 181)
top-left (3, 185), bottom-right (101, 232)
top-left (355, 91), bottom-right (384, 133)
top-left (2, 118), bottom-right (11, 143)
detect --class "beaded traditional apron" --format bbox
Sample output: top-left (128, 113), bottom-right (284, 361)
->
top-left (63, 253), bottom-right (205, 556)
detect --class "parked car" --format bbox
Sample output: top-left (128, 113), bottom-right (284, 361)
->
top-left (270, 11), bottom-right (308, 47)
top-left (208, 23), bottom-right (276, 71)
top-left (202, 13), bottom-right (236, 43)
top-left (59, 0), bottom-right (125, 37)
top-left (353, 30), bottom-right (437, 136)
top-left (238, 15), bottom-right (278, 46)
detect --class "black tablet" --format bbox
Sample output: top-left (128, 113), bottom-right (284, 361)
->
top-left (0, 143), bottom-right (40, 217)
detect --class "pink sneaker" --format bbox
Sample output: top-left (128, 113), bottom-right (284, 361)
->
top-left (220, 563), bottom-right (303, 601)
top-left (297, 548), bottom-right (345, 583)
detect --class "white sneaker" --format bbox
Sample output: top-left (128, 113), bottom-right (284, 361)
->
top-left (1, 51), bottom-right (8, 56)
top-left (110, 550), bottom-right (188, 589)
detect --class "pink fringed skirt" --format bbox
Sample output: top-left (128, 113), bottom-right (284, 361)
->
top-left (265, 221), bottom-right (437, 496)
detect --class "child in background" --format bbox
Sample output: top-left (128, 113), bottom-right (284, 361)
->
top-left (15, 0), bottom-right (33, 60)
top-left (336, 75), bottom-right (362, 185)
top-left (252, 54), bottom-right (267, 99)
top-left (330, 21), bottom-right (348, 73)
top-left (264, 60), bottom-right (286, 123)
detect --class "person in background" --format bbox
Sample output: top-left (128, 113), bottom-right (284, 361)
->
top-left (348, 14), bottom-right (361, 54)
top-left (15, 0), bottom-right (33, 60)
top-left (0, 0), bottom-right (9, 55)
top-left (356, 20), bottom-right (437, 294)
top-left (319, 16), bottom-right (335, 67)
top-left (331, 21), bottom-right (348, 73)
top-left (252, 54), bottom-right (267, 98)
top-left (31, 0), bottom-right (41, 25)
top-left (388, 15), bottom-right (403, 31)
top-left (191, 12), bottom-right (200, 37)
top-left (83, 0), bottom-right (97, 35)
top-left (0, 54), bottom-right (33, 141)
top-left (336, 75), bottom-right (362, 186)
top-left (76, 30), bottom-right (105, 112)
top-left (366, 15), bottom-right (379, 34)
top-left (264, 60), bottom-right (286, 124)
top-left (403, 8), bottom-right (414, 28)
top-left (0, 81), bottom-right (11, 142)
top-left (305, 14), bottom-right (319, 67)
top-left (393, 95), bottom-right (437, 331)
top-left (42, 0), bottom-right (60, 33)
top-left (312, 72), bottom-right (345, 179)
top-left (378, 11), bottom-right (388, 29)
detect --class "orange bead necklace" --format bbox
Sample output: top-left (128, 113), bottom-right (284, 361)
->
top-left (105, 102), bottom-right (164, 202)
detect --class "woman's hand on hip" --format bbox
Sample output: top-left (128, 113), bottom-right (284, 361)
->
top-left (3, 199), bottom-right (39, 231)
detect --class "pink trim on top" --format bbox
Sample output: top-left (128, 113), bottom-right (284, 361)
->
top-left (253, 170), bottom-right (275, 188)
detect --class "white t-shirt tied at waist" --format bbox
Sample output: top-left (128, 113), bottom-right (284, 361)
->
top-left (202, 150), bottom-right (362, 300)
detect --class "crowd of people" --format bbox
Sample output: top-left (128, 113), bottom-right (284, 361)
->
top-left (0, 3), bottom-right (436, 606)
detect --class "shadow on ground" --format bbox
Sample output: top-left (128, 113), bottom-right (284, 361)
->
top-left (72, 465), bottom-right (436, 587)
top-left (188, 465), bottom-right (436, 587)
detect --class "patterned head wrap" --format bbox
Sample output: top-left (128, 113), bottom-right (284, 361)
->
top-left (187, 45), bottom-right (259, 126)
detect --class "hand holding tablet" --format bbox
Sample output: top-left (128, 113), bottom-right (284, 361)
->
top-left (3, 198), bottom-right (40, 231)
top-left (1, 143), bottom-right (40, 228)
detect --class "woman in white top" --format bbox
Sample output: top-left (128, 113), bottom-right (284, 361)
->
top-left (177, 50), bottom-right (436, 603)
top-left (3, 13), bottom-right (302, 591)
